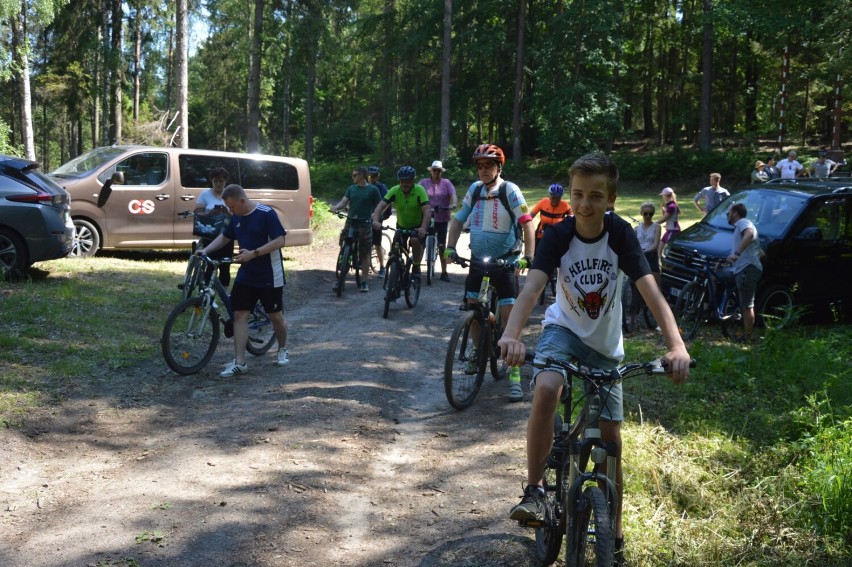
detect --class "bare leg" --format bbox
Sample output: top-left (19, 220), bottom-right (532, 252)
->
top-left (270, 310), bottom-right (287, 349)
top-left (232, 310), bottom-right (250, 364)
top-left (526, 371), bottom-right (563, 485)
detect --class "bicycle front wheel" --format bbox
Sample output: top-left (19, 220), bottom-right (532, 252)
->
top-left (425, 235), bottom-right (436, 285)
top-left (674, 281), bottom-right (704, 340)
top-left (336, 243), bottom-right (351, 297)
top-left (405, 267), bottom-right (421, 307)
top-left (383, 260), bottom-right (400, 318)
top-left (353, 242), bottom-right (363, 288)
top-left (161, 297), bottom-right (220, 375)
top-left (246, 302), bottom-right (276, 355)
top-left (569, 486), bottom-right (613, 567)
top-left (444, 310), bottom-right (487, 409)
top-left (181, 254), bottom-right (204, 299)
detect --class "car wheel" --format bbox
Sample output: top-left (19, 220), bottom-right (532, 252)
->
top-left (71, 219), bottom-right (100, 258)
top-left (757, 284), bottom-right (794, 330)
top-left (0, 227), bottom-right (28, 276)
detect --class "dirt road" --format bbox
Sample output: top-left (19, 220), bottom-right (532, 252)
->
top-left (1, 234), bottom-right (548, 566)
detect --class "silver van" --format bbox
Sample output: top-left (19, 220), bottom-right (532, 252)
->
top-left (49, 146), bottom-right (313, 256)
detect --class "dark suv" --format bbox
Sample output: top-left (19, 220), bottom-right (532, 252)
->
top-left (1, 154), bottom-right (74, 276)
top-left (661, 178), bottom-right (852, 325)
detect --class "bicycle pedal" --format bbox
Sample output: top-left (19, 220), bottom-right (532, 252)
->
top-left (177, 283), bottom-right (185, 290)
top-left (518, 519), bottom-right (544, 528)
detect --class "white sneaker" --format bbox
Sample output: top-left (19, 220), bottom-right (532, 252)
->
top-left (277, 348), bottom-right (290, 367)
top-left (220, 360), bottom-right (248, 378)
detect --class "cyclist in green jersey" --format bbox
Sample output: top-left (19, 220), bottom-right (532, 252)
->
top-left (372, 166), bottom-right (431, 281)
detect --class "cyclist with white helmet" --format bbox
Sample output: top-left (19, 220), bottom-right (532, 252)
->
top-left (372, 166), bottom-right (431, 282)
top-left (444, 144), bottom-right (535, 403)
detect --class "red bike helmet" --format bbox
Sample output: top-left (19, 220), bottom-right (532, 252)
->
top-left (472, 144), bottom-right (505, 166)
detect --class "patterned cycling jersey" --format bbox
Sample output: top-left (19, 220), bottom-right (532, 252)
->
top-left (454, 179), bottom-right (532, 261)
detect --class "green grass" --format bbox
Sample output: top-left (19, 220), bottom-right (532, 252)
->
top-left (622, 328), bottom-right (852, 565)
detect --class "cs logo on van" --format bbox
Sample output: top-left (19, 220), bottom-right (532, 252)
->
top-left (128, 200), bottom-right (155, 215)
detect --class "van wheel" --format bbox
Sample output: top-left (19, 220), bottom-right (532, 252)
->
top-left (71, 219), bottom-right (100, 258)
top-left (757, 284), bottom-right (794, 330)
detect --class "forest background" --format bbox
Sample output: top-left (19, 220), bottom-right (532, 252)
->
top-left (1, 0), bottom-right (852, 189)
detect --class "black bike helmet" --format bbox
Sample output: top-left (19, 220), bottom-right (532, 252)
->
top-left (367, 165), bottom-right (380, 175)
top-left (397, 166), bottom-right (416, 180)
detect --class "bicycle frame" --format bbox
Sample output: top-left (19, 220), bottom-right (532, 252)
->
top-left (683, 255), bottom-right (740, 323)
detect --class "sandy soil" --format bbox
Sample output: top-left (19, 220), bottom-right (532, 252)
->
top-left (0, 232), bottom-right (551, 567)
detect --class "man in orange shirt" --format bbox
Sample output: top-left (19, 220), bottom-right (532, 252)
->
top-left (530, 183), bottom-right (573, 245)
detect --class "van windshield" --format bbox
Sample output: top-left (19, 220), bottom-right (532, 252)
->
top-left (50, 147), bottom-right (131, 179)
top-left (703, 189), bottom-right (809, 239)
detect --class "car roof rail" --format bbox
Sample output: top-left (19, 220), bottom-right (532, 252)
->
top-left (830, 186), bottom-right (852, 194)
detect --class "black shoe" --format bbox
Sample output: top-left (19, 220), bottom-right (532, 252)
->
top-left (509, 485), bottom-right (545, 521)
top-left (440, 273), bottom-right (450, 282)
top-left (223, 320), bottom-right (234, 338)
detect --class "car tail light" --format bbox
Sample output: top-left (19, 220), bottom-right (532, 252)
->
top-left (6, 192), bottom-right (67, 207)
top-left (309, 195), bottom-right (314, 218)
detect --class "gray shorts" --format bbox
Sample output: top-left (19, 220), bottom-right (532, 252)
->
top-left (532, 324), bottom-right (623, 422)
top-left (735, 264), bottom-right (762, 309)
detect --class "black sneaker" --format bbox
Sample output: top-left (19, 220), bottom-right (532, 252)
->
top-left (509, 485), bottom-right (545, 521)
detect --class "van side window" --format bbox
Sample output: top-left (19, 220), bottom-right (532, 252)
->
top-left (240, 159), bottom-right (299, 191)
top-left (801, 199), bottom-right (847, 241)
top-left (116, 153), bottom-right (168, 186)
top-left (178, 155), bottom-right (239, 188)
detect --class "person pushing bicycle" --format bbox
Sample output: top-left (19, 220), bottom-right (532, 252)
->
top-left (371, 166), bottom-right (431, 283)
top-left (445, 144), bottom-right (536, 403)
top-left (197, 184), bottom-right (290, 378)
top-left (331, 166), bottom-right (383, 293)
top-left (497, 153), bottom-right (691, 566)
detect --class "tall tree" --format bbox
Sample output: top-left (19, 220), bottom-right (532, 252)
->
top-left (108, 0), bottom-right (122, 144)
top-left (174, 0), bottom-right (188, 147)
top-left (439, 0), bottom-right (451, 162)
top-left (511, 0), bottom-right (526, 164)
top-left (246, 0), bottom-right (263, 152)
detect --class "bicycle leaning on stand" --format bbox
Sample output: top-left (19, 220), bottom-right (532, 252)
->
top-left (335, 212), bottom-right (371, 297)
top-left (161, 254), bottom-right (276, 375)
top-left (672, 253), bottom-right (741, 340)
top-left (381, 226), bottom-right (422, 318)
top-left (518, 352), bottom-right (696, 567)
top-left (443, 256), bottom-right (513, 409)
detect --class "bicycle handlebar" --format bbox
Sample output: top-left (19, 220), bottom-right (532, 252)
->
top-left (194, 253), bottom-right (233, 266)
top-left (382, 226), bottom-right (421, 237)
top-left (336, 211), bottom-right (372, 224)
top-left (523, 352), bottom-right (696, 383)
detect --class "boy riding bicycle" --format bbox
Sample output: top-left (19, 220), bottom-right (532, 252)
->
top-left (498, 153), bottom-right (691, 565)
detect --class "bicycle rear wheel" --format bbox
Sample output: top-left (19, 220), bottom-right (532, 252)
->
top-left (569, 486), bottom-right (613, 567)
top-left (719, 289), bottom-right (743, 339)
top-left (674, 281), bottom-right (704, 340)
top-left (353, 242), bottom-right (363, 288)
top-left (535, 445), bottom-right (565, 564)
top-left (444, 310), bottom-right (487, 410)
top-left (336, 243), bottom-right (351, 297)
top-left (383, 260), bottom-right (400, 318)
top-left (161, 297), bottom-right (220, 375)
top-left (425, 235), bottom-right (436, 285)
top-left (246, 302), bottom-right (276, 355)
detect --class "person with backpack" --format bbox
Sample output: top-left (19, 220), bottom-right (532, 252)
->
top-left (444, 144), bottom-right (535, 403)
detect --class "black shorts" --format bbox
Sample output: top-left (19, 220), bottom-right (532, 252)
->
top-left (464, 264), bottom-right (518, 306)
top-left (372, 227), bottom-right (384, 246)
top-left (230, 282), bottom-right (284, 313)
top-left (644, 250), bottom-right (660, 273)
top-left (431, 221), bottom-right (449, 249)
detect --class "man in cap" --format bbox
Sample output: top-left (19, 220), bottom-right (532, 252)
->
top-left (807, 151), bottom-right (838, 178)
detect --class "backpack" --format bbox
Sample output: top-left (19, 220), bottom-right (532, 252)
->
top-left (470, 181), bottom-right (524, 250)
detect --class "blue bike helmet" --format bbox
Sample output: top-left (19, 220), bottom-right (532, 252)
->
top-left (548, 183), bottom-right (564, 196)
top-left (367, 165), bottom-right (380, 175)
top-left (397, 166), bottom-right (416, 180)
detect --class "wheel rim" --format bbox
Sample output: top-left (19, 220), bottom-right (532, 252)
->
top-left (760, 288), bottom-right (793, 329)
top-left (71, 222), bottom-right (97, 257)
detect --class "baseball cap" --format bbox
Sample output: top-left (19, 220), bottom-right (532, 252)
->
top-left (660, 187), bottom-right (674, 196)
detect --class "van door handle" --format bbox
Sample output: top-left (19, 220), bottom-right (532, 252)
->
top-left (181, 195), bottom-right (195, 201)
top-left (155, 194), bottom-right (170, 201)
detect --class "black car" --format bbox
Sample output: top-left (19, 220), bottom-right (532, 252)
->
top-left (0, 154), bottom-right (74, 276)
top-left (661, 178), bottom-right (852, 325)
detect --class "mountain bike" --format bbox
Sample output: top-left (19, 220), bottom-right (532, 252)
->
top-left (335, 212), bottom-right (371, 297)
top-left (672, 253), bottom-right (741, 340)
top-left (371, 228), bottom-right (392, 275)
top-left (621, 275), bottom-right (656, 333)
top-left (161, 255), bottom-right (276, 375)
top-left (443, 256), bottom-right (513, 409)
top-left (519, 353), bottom-right (696, 566)
top-left (381, 226), bottom-right (422, 318)
top-left (424, 206), bottom-right (451, 285)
